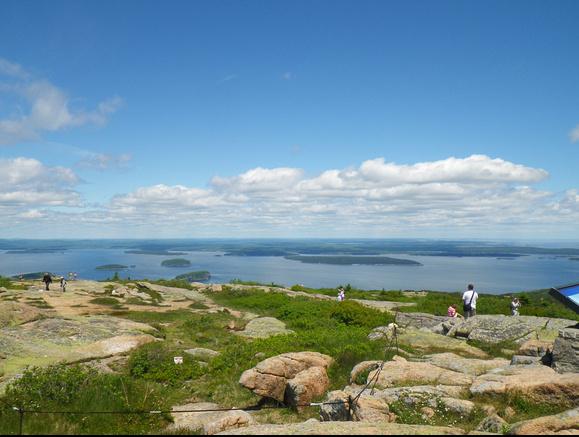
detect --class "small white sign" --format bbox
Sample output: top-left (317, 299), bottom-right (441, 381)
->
top-left (174, 356), bottom-right (184, 365)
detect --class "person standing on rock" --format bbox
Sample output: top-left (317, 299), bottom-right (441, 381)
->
top-left (42, 273), bottom-right (52, 291)
top-left (511, 297), bottom-right (521, 316)
top-left (462, 284), bottom-right (478, 319)
top-left (60, 276), bottom-right (67, 293)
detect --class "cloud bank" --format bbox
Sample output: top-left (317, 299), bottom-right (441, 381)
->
top-left (4, 154), bottom-right (576, 238)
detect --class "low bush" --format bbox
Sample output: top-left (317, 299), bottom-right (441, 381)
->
top-left (0, 365), bottom-right (173, 435)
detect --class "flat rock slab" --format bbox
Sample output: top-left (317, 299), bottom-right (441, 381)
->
top-left (398, 328), bottom-right (488, 358)
top-left (0, 316), bottom-right (156, 381)
top-left (424, 353), bottom-right (510, 376)
top-left (369, 357), bottom-right (474, 388)
top-left (448, 315), bottom-right (576, 345)
top-left (217, 421), bottom-right (465, 435)
top-left (352, 299), bottom-right (416, 313)
top-left (396, 312), bottom-right (450, 329)
top-left (470, 364), bottom-right (579, 404)
top-left (170, 402), bottom-right (256, 435)
top-left (508, 406), bottom-right (579, 435)
top-left (235, 317), bottom-right (294, 339)
top-left (0, 301), bottom-right (43, 328)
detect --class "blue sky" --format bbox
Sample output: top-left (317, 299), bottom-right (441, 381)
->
top-left (0, 0), bottom-right (578, 238)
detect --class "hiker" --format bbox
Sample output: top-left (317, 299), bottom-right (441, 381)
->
top-left (42, 273), bottom-right (52, 291)
top-left (511, 297), bottom-right (521, 316)
top-left (60, 277), bottom-right (67, 293)
top-left (462, 284), bottom-right (478, 319)
top-left (337, 287), bottom-right (345, 302)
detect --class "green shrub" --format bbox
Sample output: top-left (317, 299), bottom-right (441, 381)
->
top-left (128, 343), bottom-right (204, 386)
top-left (0, 365), bottom-right (173, 435)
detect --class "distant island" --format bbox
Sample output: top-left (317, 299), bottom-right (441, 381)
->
top-left (96, 264), bottom-right (129, 271)
top-left (11, 272), bottom-right (56, 280)
top-left (161, 258), bottom-right (192, 268)
top-left (284, 255), bottom-right (422, 266)
top-left (125, 250), bottom-right (187, 256)
top-left (174, 271), bottom-right (211, 281)
top-left (5, 249), bottom-right (66, 254)
top-left (570, 257), bottom-right (579, 262)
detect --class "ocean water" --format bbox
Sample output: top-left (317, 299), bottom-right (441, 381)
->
top-left (1, 249), bottom-right (578, 294)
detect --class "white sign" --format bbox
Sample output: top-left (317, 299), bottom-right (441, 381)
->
top-left (174, 356), bottom-right (183, 365)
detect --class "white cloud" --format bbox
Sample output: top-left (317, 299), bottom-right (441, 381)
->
top-left (570, 125), bottom-right (579, 143)
top-left (0, 58), bottom-right (123, 144)
top-left (212, 167), bottom-right (304, 193)
top-left (100, 154), bottom-right (576, 237)
top-left (2, 154), bottom-right (577, 238)
top-left (0, 157), bottom-right (81, 207)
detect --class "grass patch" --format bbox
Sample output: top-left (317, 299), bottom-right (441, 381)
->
top-left (472, 391), bottom-right (575, 424)
top-left (89, 297), bottom-right (127, 310)
top-left (388, 396), bottom-right (485, 432)
top-left (188, 301), bottom-right (209, 310)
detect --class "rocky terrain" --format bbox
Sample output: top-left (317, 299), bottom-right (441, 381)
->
top-left (0, 279), bottom-right (577, 435)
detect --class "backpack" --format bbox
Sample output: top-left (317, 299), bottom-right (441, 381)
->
top-left (464, 291), bottom-right (476, 312)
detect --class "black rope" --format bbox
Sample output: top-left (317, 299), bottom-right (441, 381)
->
top-left (12, 400), bottom-right (349, 416)
top-left (349, 323), bottom-right (400, 412)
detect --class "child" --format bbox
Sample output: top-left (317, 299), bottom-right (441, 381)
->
top-left (448, 304), bottom-right (458, 318)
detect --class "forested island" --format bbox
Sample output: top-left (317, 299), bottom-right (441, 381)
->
top-left (284, 255), bottom-right (422, 266)
top-left (125, 250), bottom-right (187, 256)
top-left (161, 258), bottom-right (192, 268)
top-left (95, 264), bottom-right (129, 271)
top-left (174, 271), bottom-right (211, 281)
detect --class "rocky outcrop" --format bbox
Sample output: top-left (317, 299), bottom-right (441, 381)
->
top-left (552, 328), bottom-right (579, 374)
top-left (239, 352), bottom-right (333, 406)
top-left (170, 402), bottom-right (256, 435)
top-left (423, 353), bottom-right (509, 376)
top-left (341, 384), bottom-right (466, 405)
top-left (285, 366), bottom-right (330, 408)
top-left (396, 328), bottom-right (489, 358)
top-left (507, 407), bottom-right (579, 435)
top-left (447, 315), bottom-right (576, 345)
top-left (320, 390), bottom-right (395, 423)
top-left (476, 414), bottom-right (508, 434)
top-left (235, 317), bottom-right (294, 339)
top-left (368, 356), bottom-right (474, 388)
top-left (396, 312), bottom-right (450, 330)
top-left (470, 364), bottom-right (579, 404)
top-left (216, 421), bottom-right (466, 435)
top-left (439, 397), bottom-right (475, 416)
top-left (518, 339), bottom-right (554, 357)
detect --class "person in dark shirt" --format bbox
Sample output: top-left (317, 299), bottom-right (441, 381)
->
top-left (42, 273), bottom-right (52, 291)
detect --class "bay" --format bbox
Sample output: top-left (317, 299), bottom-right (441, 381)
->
top-left (1, 248), bottom-right (578, 294)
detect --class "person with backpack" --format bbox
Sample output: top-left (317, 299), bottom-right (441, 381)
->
top-left (60, 277), bottom-right (67, 293)
top-left (462, 284), bottom-right (478, 319)
top-left (42, 273), bottom-right (52, 291)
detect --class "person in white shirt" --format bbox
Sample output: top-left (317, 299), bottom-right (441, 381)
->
top-left (462, 284), bottom-right (478, 319)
